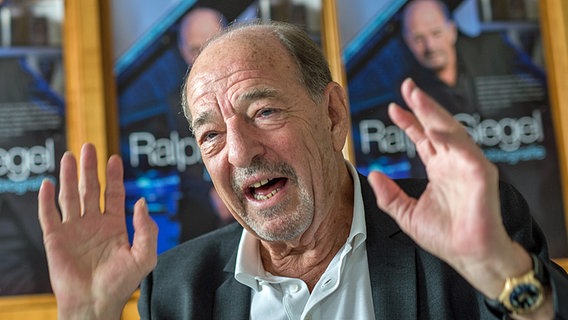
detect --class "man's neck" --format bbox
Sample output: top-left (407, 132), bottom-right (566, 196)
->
top-left (437, 50), bottom-right (458, 87)
top-left (437, 65), bottom-right (457, 87)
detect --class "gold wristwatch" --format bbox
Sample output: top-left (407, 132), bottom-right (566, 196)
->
top-left (496, 254), bottom-right (546, 315)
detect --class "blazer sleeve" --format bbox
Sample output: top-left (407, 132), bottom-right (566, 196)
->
top-left (497, 181), bottom-right (568, 319)
top-left (544, 259), bottom-right (568, 318)
top-left (138, 272), bottom-right (153, 319)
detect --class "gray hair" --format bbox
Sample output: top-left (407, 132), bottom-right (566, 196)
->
top-left (180, 20), bottom-right (333, 132)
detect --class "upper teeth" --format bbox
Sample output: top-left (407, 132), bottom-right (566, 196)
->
top-left (252, 179), bottom-right (270, 188)
top-left (251, 178), bottom-right (280, 201)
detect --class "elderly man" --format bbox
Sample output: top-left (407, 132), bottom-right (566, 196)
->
top-left (39, 21), bottom-right (567, 319)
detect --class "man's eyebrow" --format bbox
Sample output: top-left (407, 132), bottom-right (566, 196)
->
top-left (191, 88), bottom-right (278, 132)
top-left (191, 111), bottom-right (213, 133)
top-left (236, 87), bottom-right (279, 105)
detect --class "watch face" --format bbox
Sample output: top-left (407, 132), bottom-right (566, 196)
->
top-left (509, 283), bottom-right (542, 310)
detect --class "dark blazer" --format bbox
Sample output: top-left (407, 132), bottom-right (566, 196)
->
top-left (139, 177), bottom-right (568, 319)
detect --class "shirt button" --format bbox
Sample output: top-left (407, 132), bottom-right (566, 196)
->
top-left (290, 283), bottom-right (300, 293)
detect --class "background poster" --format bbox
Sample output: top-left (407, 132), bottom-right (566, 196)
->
top-left (341, 0), bottom-right (568, 257)
top-left (0, 0), bottom-right (65, 295)
top-left (114, 0), bottom-right (259, 254)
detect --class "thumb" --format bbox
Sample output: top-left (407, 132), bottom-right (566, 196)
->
top-left (368, 171), bottom-right (416, 230)
top-left (131, 198), bottom-right (158, 275)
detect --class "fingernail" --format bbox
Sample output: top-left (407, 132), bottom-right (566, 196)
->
top-left (367, 173), bottom-right (376, 188)
top-left (139, 197), bottom-right (147, 211)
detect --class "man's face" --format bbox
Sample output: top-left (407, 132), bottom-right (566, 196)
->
top-left (185, 30), bottom-right (340, 242)
top-left (179, 11), bottom-right (223, 65)
top-left (403, 1), bottom-right (457, 73)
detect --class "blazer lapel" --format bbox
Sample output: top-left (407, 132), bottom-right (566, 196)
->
top-left (213, 243), bottom-right (251, 319)
top-left (213, 277), bottom-right (250, 319)
top-left (361, 176), bottom-right (418, 320)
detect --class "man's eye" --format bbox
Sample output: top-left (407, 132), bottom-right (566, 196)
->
top-left (202, 131), bottom-right (219, 142)
top-left (258, 108), bottom-right (276, 118)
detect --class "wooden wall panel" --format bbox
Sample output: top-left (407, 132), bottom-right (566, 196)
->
top-left (64, 0), bottom-right (118, 173)
top-left (322, 0), bottom-right (355, 162)
top-left (540, 0), bottom-right (568, 270)
top-left (0, 291), bottom-right (139, 320)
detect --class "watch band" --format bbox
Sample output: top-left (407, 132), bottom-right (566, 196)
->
top-left (529, 253), bottom-right (548, 284)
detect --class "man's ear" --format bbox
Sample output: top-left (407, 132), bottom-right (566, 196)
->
top-left (324, 82), bottom-right (350, 152)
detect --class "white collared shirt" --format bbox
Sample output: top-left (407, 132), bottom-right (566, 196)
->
top-left (234, 162), bottom-right (375, 320)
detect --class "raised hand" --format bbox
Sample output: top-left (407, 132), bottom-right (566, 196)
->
top-left (38, 143), bottom-right (158, 320)
top-left (367, 79), bottom-right (532, 299)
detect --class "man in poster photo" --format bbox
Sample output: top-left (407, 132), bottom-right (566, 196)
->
top-left (178, 7), bottom-right (227, 66)
top-left (401, 0), bottom-right (525, 116)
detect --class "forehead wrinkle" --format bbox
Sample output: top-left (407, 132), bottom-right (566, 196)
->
top-left (186, 68), bottom-right (235, 128)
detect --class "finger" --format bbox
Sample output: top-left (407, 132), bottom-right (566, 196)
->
top-left (396, 82), bottom-right (486, 166)
top-left (400, 78), bottom-right (459, 134)
top-left (388, 102), bottom-right (435, 165)
top-left (38, 179), bottom-right (61, 234)
top-left (399, 78), bottom-right (472, 164)
top-left (428, 128), bottom-right (486, 161)
top-left (131, 198), bottom-right (158, 275)
top-left (104, 155), bottom-right (125, 216)
top-left (79, 143), bottom-right (101, 215)
top-left (58, 151), bottom-right (81, 222)
top-left (368, 171), bottom-right (416, 233)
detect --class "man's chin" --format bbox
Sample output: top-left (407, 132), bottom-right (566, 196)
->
top-left (252, 217), bottom-right (310, 242)
top-left (425, 60), bottom-right (447, 72)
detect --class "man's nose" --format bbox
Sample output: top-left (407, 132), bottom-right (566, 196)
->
top-left (423, 37), bottom-right (433, 51)
top-left (226, 117), bottom-right (263, 168)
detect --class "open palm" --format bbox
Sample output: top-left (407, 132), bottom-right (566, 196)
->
top-left (38, 144), bottom-right (158, 319)
top-left (368, 79), bottom-right (521, 296)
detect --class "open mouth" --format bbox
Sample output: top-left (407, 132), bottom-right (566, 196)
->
top-left (247, 177), bottom-right (287, 201)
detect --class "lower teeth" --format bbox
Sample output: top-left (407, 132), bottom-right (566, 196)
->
top-left (254, 188), bottom-right (280, 200)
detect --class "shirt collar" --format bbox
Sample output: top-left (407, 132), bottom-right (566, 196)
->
top-left (234, 161), bottom-right (367, 290)
top-left (346, 161), bottom-right (367, 250)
